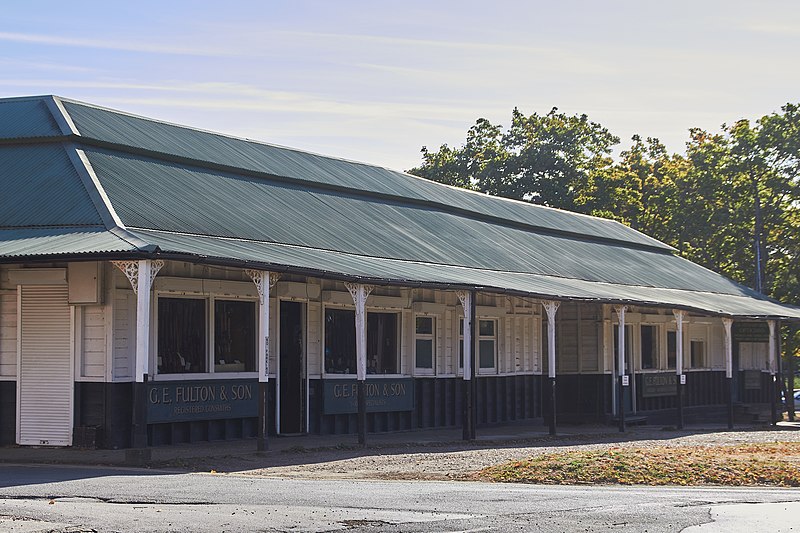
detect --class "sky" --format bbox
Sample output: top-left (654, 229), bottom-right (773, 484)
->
top-left (2, 1), bottom-right (798, 171)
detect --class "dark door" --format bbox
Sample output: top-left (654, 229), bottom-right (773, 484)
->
top-left (279, 301), bottom-right (305, 434)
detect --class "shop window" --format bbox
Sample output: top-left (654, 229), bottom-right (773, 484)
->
top-left (324, 309), bottom-right (399, 374)
top-left (667, 331), bottom-right (677, 369)
top-left (325, 308), bottom-right (356, 374)
top-left (459, 318), bottom-right (497, 370)
top-left (368, 312), bottom-right (398, 374)
top-left (415, 316), bottom-right (435, 371)
top-left (214, 300), bottom-right (256, 373)
top-left (640, 325), bottom-right (657, 369)
top-left (690, 340), bottom-right (705, 368)
top-left (478, 319), bottom-right (497, 370)
top-left (158, 297), bottom-right (207, 374)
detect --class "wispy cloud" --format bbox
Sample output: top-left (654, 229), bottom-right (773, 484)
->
top-left (0, 58), bottom-right (94, 73)
top-left (0, 31), bottom-right (230, 56)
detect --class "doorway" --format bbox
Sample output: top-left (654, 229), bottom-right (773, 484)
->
top-left (279, 300), bottom-right (305, 434)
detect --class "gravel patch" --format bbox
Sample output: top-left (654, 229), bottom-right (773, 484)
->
top-left (176, 426), bottom-right (800, 482)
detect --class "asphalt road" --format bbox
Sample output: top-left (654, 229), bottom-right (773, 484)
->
top-left (0, 465), bottom-right (798, 532)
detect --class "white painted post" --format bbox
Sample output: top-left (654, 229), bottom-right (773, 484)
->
top-left (768, 320), bottom-right (778, 425)
top-left (246, 269), bottom-right (279, 451)
top-left (135, 259), bottom-right (152, 383)
top-left (723, 318), bottom-right (733, 379)
top-left (456, 291), bottom-right (473, 440)
top-left (673, 310), bottom-right (686, 429)
top-left (768, 320), bottom-right (777, 376)
top-left (458, 291), bottom-right (472, 383)
top-left (543, 301), bottom-right (559, 435)
top-left (722, 317), bottom-right (734, 429)
top-left (345, 282), bottom-right (373, 445)
top-left (614, 306), bottom-right (627, 432)
top-left (113, 258), bottom-right (163, 450)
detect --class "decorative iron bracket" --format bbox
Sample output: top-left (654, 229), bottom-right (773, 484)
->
top-left (112, 259), bottom-right (164, 294)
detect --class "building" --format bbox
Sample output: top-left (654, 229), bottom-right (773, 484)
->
top-left (1, 95), bottom-right (797, 449)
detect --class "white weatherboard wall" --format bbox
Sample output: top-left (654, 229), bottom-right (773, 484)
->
top-left (76, 304), bottom-right (107, 380)
top-left (17, 285), bottom-right (73, 446)
top-left (0, 290), bottom-right (17, 377)
top-left (112, 288), bottom-right (135, 381)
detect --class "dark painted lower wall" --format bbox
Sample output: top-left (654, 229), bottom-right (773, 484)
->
top-left (5, 370), bottom-right (781, 449)
top-left (0, 381), bottom-right (15, 446)
top-left (74, 382), bottom-right (133, 449)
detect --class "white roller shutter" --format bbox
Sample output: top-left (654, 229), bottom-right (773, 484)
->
top-left (17, 285), bottom-right (73, 446)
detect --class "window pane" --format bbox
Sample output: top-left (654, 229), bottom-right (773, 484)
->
top-left (325, 309), bottom-right (355, 373)
top-left (416, 316), bottom-right (433, 335)
top-left (214, 300), bottom-right (255, 372)
top-left (415, 339), bottom-right (433, 369)
top-left (641, 325), bottom-right (656, 369)
top-left (691, 341), bottom-right (705, 368)
top-left (459, 339), bottom-right (464, 368)
top-left (158, 298), bottom-right (206, 374)
top-left (667, 331), bottom-right (677, 369)
top-left (479, 339), bottom-right (495, 368)
top-left (479, 320), bottom-right (494, 337)
top-left (368, 312), bottom-right (398, 374)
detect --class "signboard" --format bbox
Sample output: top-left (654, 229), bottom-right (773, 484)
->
top-left (323, 378), bottom-right (414, 415)
top-left (642, 373), bottom-right (678, 398)
top-left (733, 322), bottom-right (769, 343)
top-left (621, 375), bottom-right (629, 387)
top-left (147, 379), bottom-right (258, 423)
top-left (744, 370), bottom-right (762, 390)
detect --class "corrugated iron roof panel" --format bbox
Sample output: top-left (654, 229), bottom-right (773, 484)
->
top-left (0, 97), bottom-right (62, 139)
top-left (61, 98), bottom-right (669, 250)
top-left (0, 227), bottom-right (139, 257)
top-left (0, 144), bottom-right (104, 228)
top-left (129, 228), bottom-right (800, 319)
top-left (85, 148), bottom-right (744, 294)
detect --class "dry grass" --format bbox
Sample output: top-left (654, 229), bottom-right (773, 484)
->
top-left (479, 442), bottom-right (800, 487)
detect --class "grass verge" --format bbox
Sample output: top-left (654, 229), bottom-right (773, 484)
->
top-left (479, 442), bottom-right (800, 487)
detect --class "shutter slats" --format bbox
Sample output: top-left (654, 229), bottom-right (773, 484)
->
top-left (18, 285), bottom-right (72, 446)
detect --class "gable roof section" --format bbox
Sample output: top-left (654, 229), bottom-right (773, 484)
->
top-left (0, 95), bottom-right (798, 319)
top-left (0, 97), bottom-right (65, 139)
top-left (0, 143), bottom-right (104, 228)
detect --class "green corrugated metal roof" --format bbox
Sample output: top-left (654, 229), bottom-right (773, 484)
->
top-left (0, 96), bottom-right (63, 139)
top-left (1, 95), bottom-right (798, 319)
top-left (59, 98), bottom-right (669, 251)
top-left (128, 229), bottom-right (800, 318)
top-left (0, 144), bottom-right (104, 228)
top-left (85, 148), bottom-right (753, 295)
top-left (0, 228), bottom-right (138, 257)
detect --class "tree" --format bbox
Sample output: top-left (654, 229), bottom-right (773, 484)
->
top-left (409, 108), bottom-right (619, 212)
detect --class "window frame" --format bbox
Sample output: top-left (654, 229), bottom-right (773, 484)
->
top-left (477, 318), bottom-right (498, 373)
top-left (639, 324), bottom-right (659, 371)
top-left (413, 314), bottom-right (436, 376)
top-left (154, 292), bottom-right (259, 379)
top-left (322, 305), bottom-right (403, 378)
top-left (459, 317), bottom-right (499, 375)
top-left (687, 324), bottom-right (710, 370)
